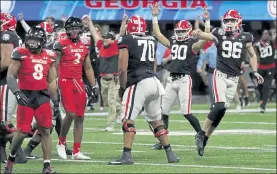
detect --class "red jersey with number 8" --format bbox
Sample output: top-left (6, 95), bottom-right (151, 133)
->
top-left (53, 38), bottom-right (88, 79)
top-left (11, 47), bottom-right (56, 90)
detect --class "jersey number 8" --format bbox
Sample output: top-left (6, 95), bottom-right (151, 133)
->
top-left (33, 64), bottom-right (44, 80)
top-left (222, 41), bottom-right (243, 59)
top-left (138, 40), bottom-right (155, 62)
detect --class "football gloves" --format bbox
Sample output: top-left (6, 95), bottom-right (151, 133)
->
top-left (86, 85), bottom-right (99, 105)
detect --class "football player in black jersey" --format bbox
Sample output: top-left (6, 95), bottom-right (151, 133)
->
top-left (195, 9), bottom-right (264, 156)
top-left (254, 30), bottom-right (276, 113)
top-left (109, 15), bottom-right (179, 165)
top-left (151, 3), bottom-right (217, 150)
top-left (0, 12), bottom-right (28, 164)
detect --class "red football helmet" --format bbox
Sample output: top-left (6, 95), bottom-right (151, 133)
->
top-left (0, 13), bottom-right (17, 31)
top-left (126, 15), bottom-right (146, 35)
top-left (222, 9), bottom-right (242, 33)
top-left (174, 20), bottom-right (192, 41)
top-left (38, 22), bottom-right (54, 44)
top-left (38, 22), bottom-right (54, 34)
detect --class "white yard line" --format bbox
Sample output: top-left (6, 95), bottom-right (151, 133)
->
top-left (69, 128), bottom-right (276, 136)
top-left (85, 117), bottom-right (277, 125)
top-left (84, 108), bottom-right (276, 117)
top-left (48, 158), bottom-right (276, 172)
top-left (52, 140), bottom-right (276, 152)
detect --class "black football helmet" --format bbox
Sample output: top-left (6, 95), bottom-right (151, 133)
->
top-left (25, 27), bottom-right (46, 54)
top-left (64, 16), bottom-right (83, 42)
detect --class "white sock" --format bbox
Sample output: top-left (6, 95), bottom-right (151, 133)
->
top-left (44, 160), bottom-right (50, 163)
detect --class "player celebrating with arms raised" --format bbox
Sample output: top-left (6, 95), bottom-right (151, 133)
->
top-left (195, 10), bottom-right (264, 156)
top-left (151, 3), bottom-right (217, 149)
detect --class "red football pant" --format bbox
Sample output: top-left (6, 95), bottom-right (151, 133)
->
top-left (59, 78), bottom-right (86, 116)
top-left (17, 102), bottom-right (52, 133)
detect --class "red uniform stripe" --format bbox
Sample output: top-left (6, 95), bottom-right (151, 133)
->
top-left (213, 70), bottom-right (219, 103)
top-left (187, 76), bottom-right (192, 114)
top-left (123, 86), bottom-right (133, 120)
top-left (0, 85), bottom-right (6, 122)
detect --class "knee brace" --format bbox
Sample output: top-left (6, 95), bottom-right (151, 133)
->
top-left (207, 102), bottom-right (225, 121)
top-left (212, 108), bottom-right (227, 128)
top-left (122, 122), bottom-right (136, 134)
top-left (153, 125), bottom-right (168, 137)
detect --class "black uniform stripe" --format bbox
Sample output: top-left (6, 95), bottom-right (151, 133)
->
top-left (128, 85), bottom-right (137, 120)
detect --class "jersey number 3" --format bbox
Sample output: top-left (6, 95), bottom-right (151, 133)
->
top-left (74, 53), bottom-right (81, 64)
top-left (138, 40), bottom-right (155, 62)
top-left (222, 41), bottom-right (243, 59)
top-left (33, 64), bottom-right (44, 80)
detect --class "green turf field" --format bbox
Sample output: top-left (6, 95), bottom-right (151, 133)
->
top-left (1, 103), bottom-right (276, 173)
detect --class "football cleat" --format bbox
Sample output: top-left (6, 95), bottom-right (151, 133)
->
top-left (104, 127), bottom-right (114, 132)
top-left (3, 160), bottom-right (13, 174)
top-left (165, 149), bottom-right (180, 163)
top-left (56, 144), bottom-right (67, 159)
top-left (108, 152), bottom-right (134, 165)
top-left (42, 166), bottom-right (56, 174)
top-left (195, 131), bottom-right (205, 156)
top-left (152, 142), bottom-right (163, 150)
top-left (71, 152), bottom-right (90, 160)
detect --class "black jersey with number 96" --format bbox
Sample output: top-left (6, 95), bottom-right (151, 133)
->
top-left (212, 28), bottom-right (254, 76)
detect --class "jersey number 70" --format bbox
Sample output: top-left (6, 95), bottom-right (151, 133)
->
top-left (138, 40), bottom-right (155, 62)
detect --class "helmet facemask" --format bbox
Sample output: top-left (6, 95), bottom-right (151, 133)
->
top-left (25, 37), bottom-right (43, 54)
top-left (174, 28), bottom-right (191, 41)
top-left (223, 18), bottom-right (240, 34)
top-left (66, 26), bottom-right (82, 42)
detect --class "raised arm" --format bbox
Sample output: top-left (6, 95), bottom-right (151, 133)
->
top-left (119, 11), bottom-right (128, 36)
top-left (192, 7), bottom-right (216, 53)
top-left (18, 13), bottom-right (31, 32)
top-left (152, 2), bottom-right (170, 48)
top-left (86, 16), bottom-right (101, 44)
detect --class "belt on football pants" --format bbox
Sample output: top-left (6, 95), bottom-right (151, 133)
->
top-left (170, 73), bottom-right (188, 81)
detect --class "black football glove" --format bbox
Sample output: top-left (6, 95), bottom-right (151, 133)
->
top-left (52, 100), bottom-right (61, 123)
top-left (118, 87), bottom-right (126, 100)
top-left (14, 91), bottom-right (28, 106)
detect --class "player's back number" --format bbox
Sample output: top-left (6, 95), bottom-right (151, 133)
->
top-left (138, 40), bottom-right (155, 62)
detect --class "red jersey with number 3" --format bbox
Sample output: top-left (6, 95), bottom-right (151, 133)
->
top-left (11, 47), bottom-right (56, 90)
top-left (53, 38), bottom-right (88, 79)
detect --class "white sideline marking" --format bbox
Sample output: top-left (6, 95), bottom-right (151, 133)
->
top-left (71, 128), bottom-right (276, 135)
top-left (86, 118), bottom-right (277, 125)
top-left (111, 129), bottom-right (276, 136)
top-left (84, 108), bottom-right (277, 116)
top-left (52, 140), bottom-right (276, 152)
top-left (48, 158), bottom-right (276, 172)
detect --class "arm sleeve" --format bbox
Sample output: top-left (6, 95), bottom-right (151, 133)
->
top-left (11, 48), bottom-right (23, 61)
top-left (19, 20), bottom-right (31, 33)
top-left (117, 35), bottom-right (130, 49)
top-left (53, 41), bottom-right (63, 52)
top-left (0, 32), bottom-right (21, 47)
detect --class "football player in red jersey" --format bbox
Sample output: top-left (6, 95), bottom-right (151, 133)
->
top-left (54, 17), bottom-right (98, 160)
top-left (4, 27), bottom-right (57, 174)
